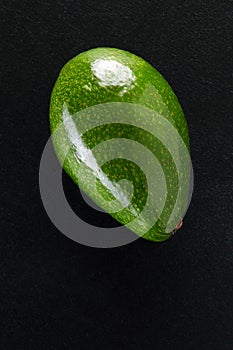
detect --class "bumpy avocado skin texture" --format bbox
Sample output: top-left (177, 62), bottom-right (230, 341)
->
top-left (50, 47), bottom-right (190, 242)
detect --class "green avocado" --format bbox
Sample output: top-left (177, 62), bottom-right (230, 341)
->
top-left (50, 47), bottom-right (191, 242)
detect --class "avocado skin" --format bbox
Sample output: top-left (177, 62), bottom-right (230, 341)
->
top-left (50, 47), bottom-right (190, 242)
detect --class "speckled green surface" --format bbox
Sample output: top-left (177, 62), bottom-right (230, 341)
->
top-left (50, 47), bottom-right (190, 242)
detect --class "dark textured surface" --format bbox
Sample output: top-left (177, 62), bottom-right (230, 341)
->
top-left (1, 0), bottom-right (233, 349)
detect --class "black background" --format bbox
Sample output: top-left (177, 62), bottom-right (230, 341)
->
top-left (1, 0), bottom-right (233, 349)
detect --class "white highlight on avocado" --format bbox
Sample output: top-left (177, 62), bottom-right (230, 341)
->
top-left (91, 59), bottom-right (136, 95)
top-left (62, 105), bottom-right (137, 214)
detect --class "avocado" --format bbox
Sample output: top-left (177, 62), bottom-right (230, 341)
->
top-left (50, 47), bottom-right (191, 242)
